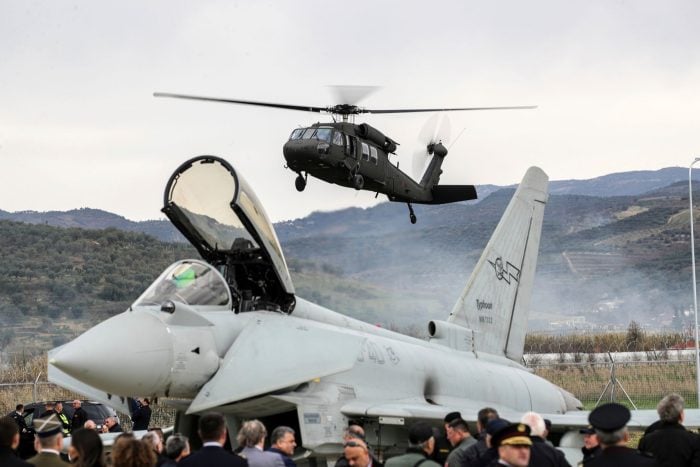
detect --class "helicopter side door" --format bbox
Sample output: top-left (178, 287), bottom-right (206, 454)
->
top-left (359, 142), bottom-right (383, 187)
top-left (345, 135), bottom-right (358, 161)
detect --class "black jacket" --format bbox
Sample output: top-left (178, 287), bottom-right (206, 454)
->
top-left (71, 407), bottom-right (88, 431)
top-left (638, 422), bottom-right (700, 467)
top-left (131, 405), bottom-right (152, 431)
top-left (581, 445), bottom-right (602, 462)
top-left (582, 445), bottom-right (658, 467)
top-left (0, 446), bottom-right (32, 467)
top-left (179, 445), bottom-right (249, 467)
top-left (529, 436), bottom-right (570, 467)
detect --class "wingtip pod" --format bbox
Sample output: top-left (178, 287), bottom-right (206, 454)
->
top-left (447, 166), bottom-right (549, 362)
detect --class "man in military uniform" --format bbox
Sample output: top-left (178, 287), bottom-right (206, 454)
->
top-left (445, 418), bottom-right (476, 467)
top-left (487, 422), bottom-right (532, 467)
top-left (432, 412), bottom-right (461, 464)
top-left (580, 402), bottom-right (657, 467)
top-left (27, 414), bottom-right (70, 467)
top-left (384, 422), bottom-right (441, 467)
top-left (579, 426), bottom-right (601, 462)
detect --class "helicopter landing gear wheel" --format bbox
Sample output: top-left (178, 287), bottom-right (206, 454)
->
top-left (295, 173), bottom-right (307, 192)
top-left (407, 203), bottom-right (417, 224)
top-left (353, 174), bottom-right (364, 190)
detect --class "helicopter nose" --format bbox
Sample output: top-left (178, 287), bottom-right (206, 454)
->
top-left (50, 310), bottom-right (173, 396)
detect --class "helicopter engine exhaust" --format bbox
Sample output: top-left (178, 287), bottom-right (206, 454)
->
top-left (356, 123), bottom-right (398, 153)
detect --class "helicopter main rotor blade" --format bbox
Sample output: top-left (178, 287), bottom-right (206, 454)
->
top-left (153, 92), bottom-right (328, 114)
top-left (365, 105), bottom-right (537, 114)
top-left (327, 85), bottom-right (380, 106)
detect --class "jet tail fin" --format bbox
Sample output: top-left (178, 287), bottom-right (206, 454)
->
top-left (446, 167), bottom-right (548, 362)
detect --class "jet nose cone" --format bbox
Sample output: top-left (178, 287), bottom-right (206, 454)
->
top-left (51, 310), bottom-right (173, 396)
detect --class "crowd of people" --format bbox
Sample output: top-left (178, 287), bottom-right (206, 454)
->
top-left (1, 393), bottom-right (700, 467)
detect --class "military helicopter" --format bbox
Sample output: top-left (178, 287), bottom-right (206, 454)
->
top-left (154, 90), bottom-right (535, 223)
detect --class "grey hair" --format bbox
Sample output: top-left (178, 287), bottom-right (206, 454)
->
top-left (141, 431), bottom-right (161, 450)
top-left (596, 427), bottom-right (626, 445)
top-left (657, 393), bottom-right (684, 423)
top-left (344, 425), bottom-right (365, 438)
top-left (165, 434), bottom-right (189, 459)
top-left (237, 420), bottom-right (267, 447)
top-left (271, 426), bottom-right (295, 445)
top-left (520, 412), bottom-right (546, 437)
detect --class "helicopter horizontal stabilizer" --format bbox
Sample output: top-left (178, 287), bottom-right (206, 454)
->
top-left (427, 185), bottom-right (478, 205)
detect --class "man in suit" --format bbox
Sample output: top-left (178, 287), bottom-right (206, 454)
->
top-left (0, 416), bottom-right (31, 467)
top-left (238, 420), bottom-right (286, 467)
top-left (268, 426), bottom-right (297, 467)
top-left (69, 401), bottom-right (88, 433)
top-left (131, 398), bottom-right (152, 431)
top-left (179, 412), bottom-right (248, 467)
top-left (27, 414), bottom-right (70, 467)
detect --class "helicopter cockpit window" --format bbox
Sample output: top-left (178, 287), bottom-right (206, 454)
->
top-left (134, 260), bottom-right (231, 308)
top-left (361, 142), bottom-right (370, 161)
top-left (332, 131), bottom-right (343, 146)
top-left (302, 128), bottom-right (316, 139)
top-left (370, 146), bottom-right (378, 164)
top-left (315, 127), bottom-right (332, 143)
top-left (289, 128), bottom-right (304, 140)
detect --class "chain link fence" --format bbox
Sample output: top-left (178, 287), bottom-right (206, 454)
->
top-left (526, 356), bottom-right (697, 410)
top-left (0, 381), bottom-right (176, 430)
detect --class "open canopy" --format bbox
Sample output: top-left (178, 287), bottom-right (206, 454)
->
top-left (162, 156), bottom-right (294, 304)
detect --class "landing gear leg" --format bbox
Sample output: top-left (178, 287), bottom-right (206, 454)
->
top-left (352, 174), bottom-right (364, 190)
top-left (295, 173), bottom-right (307, 192)
top-left (407, 203), bottom-right (417, 224)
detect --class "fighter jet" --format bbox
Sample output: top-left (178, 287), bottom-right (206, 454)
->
top-left (49, 156), bottom-right (594, 458)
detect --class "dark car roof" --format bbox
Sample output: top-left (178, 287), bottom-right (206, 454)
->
top-left (23, 400), bottom-right (116, 424)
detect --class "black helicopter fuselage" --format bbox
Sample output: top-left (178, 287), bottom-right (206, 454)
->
top-left (283, 121), bottom-right (458, 204)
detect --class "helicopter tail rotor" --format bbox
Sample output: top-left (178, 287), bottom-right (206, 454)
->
top-left (412, 113), bottom-right (452, 181)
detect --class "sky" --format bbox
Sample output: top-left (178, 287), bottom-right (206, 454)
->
top-left (2, 0), bottom-right (700, 222)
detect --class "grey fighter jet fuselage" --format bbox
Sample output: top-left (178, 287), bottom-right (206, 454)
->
top-left (49, 156), bottom-right (585, 458)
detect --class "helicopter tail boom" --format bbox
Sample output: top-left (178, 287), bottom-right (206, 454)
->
top-left (426, 185), bottom-right (478, 204)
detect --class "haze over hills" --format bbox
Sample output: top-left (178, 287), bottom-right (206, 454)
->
top-left (1, 166), bottom-right (699, 355)
top-left (1, 167), bottom-right (694, 240)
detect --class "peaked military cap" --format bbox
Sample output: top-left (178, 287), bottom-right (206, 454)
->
top-left (485, 418), bottom-right (510, 436)
top-left (579, 425), bottom-right (595, 435)
top-left (444, 411), bottom-right (462, 423)
top-left (491, 422), bottom-right (532, 447)
top-left (33, 414), bottom-right (63, 438)
top-left (589, 402), bottom-right (631, 432)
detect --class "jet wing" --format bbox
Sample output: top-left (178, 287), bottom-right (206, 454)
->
top-left (48, 346), bottom-right (132, 415)
top-left (187, 316), bottom-right (364, 414)
top-left (342, 399), bottom-right (700, 431)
